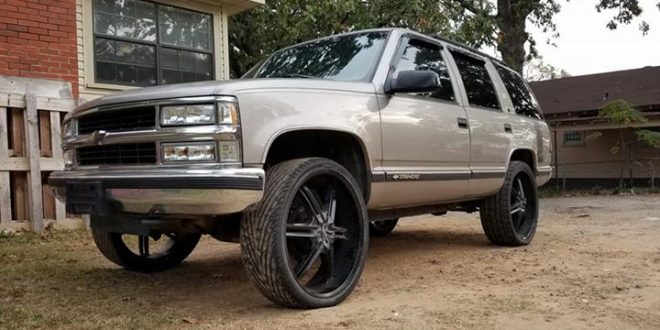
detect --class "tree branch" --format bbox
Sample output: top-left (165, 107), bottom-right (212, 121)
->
top-left (453, 0), bottom-right (483, 15)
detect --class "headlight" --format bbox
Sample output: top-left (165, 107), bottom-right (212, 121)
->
top-left (63, 120), bottom-right (77, 138)
top-left (162, 143), bottom-right (217, 162)
top-left (161, 104), bottom-right (216, 126)
top-left (218, 102), bottom-right (240, 125)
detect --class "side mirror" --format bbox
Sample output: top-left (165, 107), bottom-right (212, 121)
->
top-left (385, 70), bottom-right (441, 95)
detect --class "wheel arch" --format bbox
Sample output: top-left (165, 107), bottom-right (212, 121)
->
top-left (508, 148), bottom-right (537, 174)
top-left (262, 128), bottom-right (372, 200)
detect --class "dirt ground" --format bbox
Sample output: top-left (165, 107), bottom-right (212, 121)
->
top-left (1, 195), bottom-right (659, 329)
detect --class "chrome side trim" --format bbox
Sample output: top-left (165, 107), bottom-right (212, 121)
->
top-left (371, 172), bottom-right (386, 183)
top-left (371, 170), bottom-right (506, 183)
top-left (470, 171), bottom-right (506, 179)
top-left (373, 171), bottom-right (473, 182)
top-left (537, 166), bottom-right (553, 175)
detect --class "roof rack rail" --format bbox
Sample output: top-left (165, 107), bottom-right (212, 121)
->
top-left (425, 32), bottom-right (505, 66)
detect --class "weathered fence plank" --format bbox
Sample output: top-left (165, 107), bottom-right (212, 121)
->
top-left (10, 108), bottom-right (24, 157)
top-left (0, 107), bottom-right (8, 160)
top-left (25, 93), bottom-right (44, 232)
top-left (39, 110), bottom-right (52, 157)
top-left (1, 76), bottom-right (80, 231)
top-left (0, 173), bottom-right (11, 224)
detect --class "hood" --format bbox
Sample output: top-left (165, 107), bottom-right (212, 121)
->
top-left (75, 79), bottom-right (376, 111)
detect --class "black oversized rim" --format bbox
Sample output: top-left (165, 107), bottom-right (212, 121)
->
top-left (509, 172), bottom-right (537, 239)
top-left (120, 233), bottom-right (178, 259)
top-left (284, 172), bottom-right (364, 299)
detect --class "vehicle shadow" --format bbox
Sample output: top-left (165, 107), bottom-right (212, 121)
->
top-left (68, 225), bottom-right (506, 318)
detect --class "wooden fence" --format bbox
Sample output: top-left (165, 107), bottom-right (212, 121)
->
top-left (0, 76), bottom-right (82, 233)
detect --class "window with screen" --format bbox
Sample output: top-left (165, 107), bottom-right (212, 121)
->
top-left (563, 131), bottom-right (585, 146)
top-left (450, 51), bottom-right (499, 109)
top-left (496, 65), bottom-right (543, 119)
top-left (93, 0), bottom-right (214, 87)
top-left (393, 38), bottom-right (455, 102)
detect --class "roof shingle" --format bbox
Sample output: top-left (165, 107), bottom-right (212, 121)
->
top-left (529, 66), bottom-right (660, 115)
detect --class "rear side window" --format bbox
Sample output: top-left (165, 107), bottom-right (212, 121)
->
top-left (496, 65), bottom-right (543, 120)
top-left (451, 51), bottom-right (499, 109)
top-left (393, 39), bottom-right (455, 102)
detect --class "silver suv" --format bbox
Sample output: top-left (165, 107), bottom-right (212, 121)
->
top-left (50, 28), bottom-right (552, 309)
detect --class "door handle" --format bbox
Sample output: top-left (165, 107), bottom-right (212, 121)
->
top-left (457, 117), bottom-right (469, 129)
top-left (504, 123), bottom-right (513, 133)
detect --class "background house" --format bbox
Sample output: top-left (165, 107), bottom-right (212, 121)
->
top-left (0, 0), bottom-right (262, 231)
top-left (0, 0), bottom-right (263, 101)
top-left (530, 66), bottom-right (660, 189)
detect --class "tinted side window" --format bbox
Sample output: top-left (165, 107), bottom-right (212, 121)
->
top-left (393, 39), bottom-right (455, 102)
top-left (451, 52), bottom-right (499, 109)
top-left (496, 65), bottom-right (543, 120)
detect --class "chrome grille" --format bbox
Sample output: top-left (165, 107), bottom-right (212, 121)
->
top-left (77, 106), bottom-right (156, 134)
top-left (77, 143), bottom-right (157, 166)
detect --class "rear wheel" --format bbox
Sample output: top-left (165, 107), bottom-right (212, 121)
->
top-left (369, 218), bottom-right (399, 237)
top-left (480, 161), bottom-right (538, 246)
top-left (241, 158), bottom-right (368, 309)
top-left (91, 224), bottom-right (200, 273)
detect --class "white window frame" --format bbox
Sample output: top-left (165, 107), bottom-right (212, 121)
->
top-left (81, 0), bottom-right (227, 92)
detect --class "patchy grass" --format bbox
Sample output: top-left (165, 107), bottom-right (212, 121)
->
top-left (0, 230), bottom-right (188, 330)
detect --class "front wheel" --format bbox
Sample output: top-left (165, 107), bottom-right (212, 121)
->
top-left (91, 224), bottom-right (201, 273)
top-left (241, 158), bottom-right (368, 309)
top-left (480, 161), bottom-right (539, 246)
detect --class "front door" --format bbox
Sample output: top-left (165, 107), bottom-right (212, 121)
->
top-left (377, 36), bottom-right (471, 208)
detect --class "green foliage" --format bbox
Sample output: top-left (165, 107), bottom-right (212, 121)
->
top-left (228, 0), bottom-right (495, 77)
top-left (636, 130), bottom-right (660, 148)
top-left (593, 99), bottom-right (657, 188)
top-left (524, 57), bottom-right (570, 81)
top-left (452, 0), bottom-right (654, 72)
top-left (596, 0), bottom-right (646, 32)
top-left (229, 0), bottom-right (658, 76)
top-left (598, 99), bottom-right (647, 126)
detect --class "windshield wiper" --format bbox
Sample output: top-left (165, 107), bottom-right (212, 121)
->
top-left (278, 73), bottom-right (318, 79)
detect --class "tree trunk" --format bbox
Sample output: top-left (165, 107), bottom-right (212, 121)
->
top-left (496, 0), bottom-right (532, 74)
top-left (619, 130), bottom-right (626, 189)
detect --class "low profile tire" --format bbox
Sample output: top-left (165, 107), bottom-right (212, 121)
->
top-left (369, 218), bottom-right (399, 237)
top-left (480, 161), bottom-right (539, 246)
top-left (241, 158), bottom-right (369, 309)
top-left (90, 224), bottom-right (201, 273)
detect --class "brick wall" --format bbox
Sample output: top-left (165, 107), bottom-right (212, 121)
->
top-left (0, 0), bottom-right (79, 96)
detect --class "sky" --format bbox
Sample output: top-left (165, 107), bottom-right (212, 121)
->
top-left (526, 0), bottom-right (660, 76)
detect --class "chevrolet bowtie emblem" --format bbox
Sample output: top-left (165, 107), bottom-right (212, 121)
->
top-left (91, 130), bottom-right (107, 144)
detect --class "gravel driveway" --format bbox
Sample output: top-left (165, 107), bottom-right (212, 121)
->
top-left (2, 195), bottom-right (659, 329)
top-left (181, 194), bottom-right (660, 329)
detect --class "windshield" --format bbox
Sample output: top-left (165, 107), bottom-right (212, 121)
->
top-left (244, 31), bottom-right (389, 82)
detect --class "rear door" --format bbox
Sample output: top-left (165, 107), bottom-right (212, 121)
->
top-left (446, 50), bottom-right (512, 197)
top-left (494, 64), bottom-right (553, 181)
top-left (377, 36), bottom-right (471, 208)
